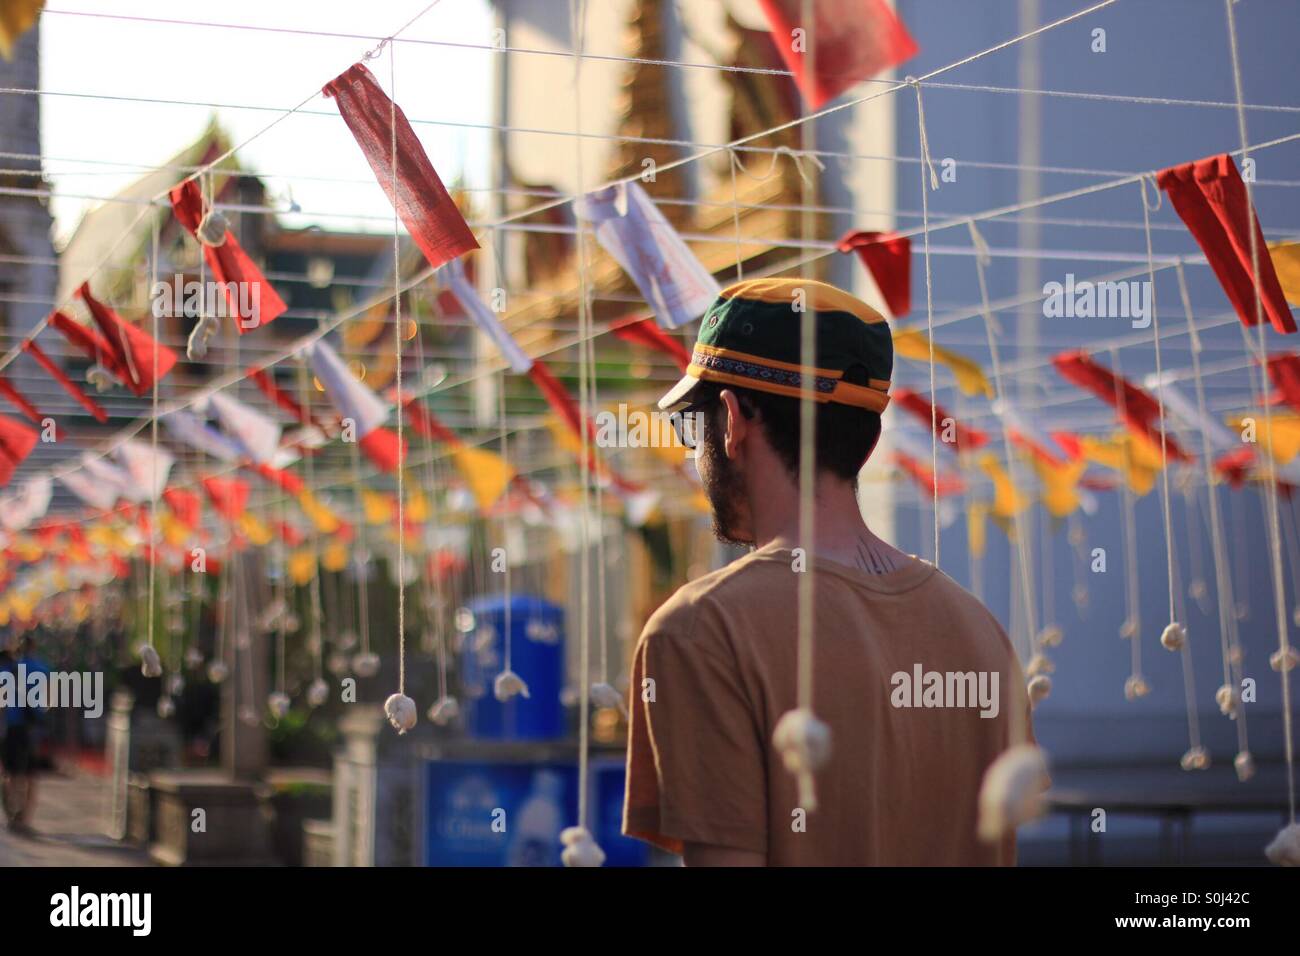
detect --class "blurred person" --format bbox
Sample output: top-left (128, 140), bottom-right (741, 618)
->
top-left (623, 278), bottom-right (1036, 866)
top-left (1, 634), bottom-right (52, 833)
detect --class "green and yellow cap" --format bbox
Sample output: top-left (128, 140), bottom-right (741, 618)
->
top-left (657, 277), bottom-right (893, 413)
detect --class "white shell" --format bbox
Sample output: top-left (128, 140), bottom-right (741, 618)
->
top-left (1025, 653), bottom-right (1055, 677)
top-left (156, 696), bottom-right (175, 719)
top-left (306, 678), bottom-right (329, 708)
top-left (977, 744), bottom-right (1049, 843)
top-left (1270, 646), bottom-right (1299, 673)
top-left (772, 708), bottom-right (832, 775)
top-left (427, 695), bottom-right (460, 725)
top-left (326, 652), bottom-right (349, 676)
top-left (1179, 746), bottom-right (1210, 771)
top-left (493, 669), bottom-right (531, 702)
top-left (1215, 684), bottom-right (1238, 717)
top-left (184, 647), bottom-right (205, 670)
top-left (167, 673), bottom-right (185, 696)
top-left (268, 691), bottom-right (291, 720)
top-left (1264, 822), bottom-right (1300, 866)
top-left (1036, 625), bottom-right (1063, 648)
top-left (384, 693), bottom-right (417, 734)
top-left (559, 826), bottom-right (606, 868)
top-left (590, 681), bottom-right (627, 716)
top-left (352, 652), bottom-right (381, 678)
top-left (1027, 674), bottom-right (1052, 707)
top-left (86, 364), bottom-right (115, 393)
top-left (337, 630), bottom-right (359, 651)
top-left (139, 645), bottom-right (163, 678)
top-left (1159, 621), bottom-right (1186, 652)
top-left (1123, 674), bottom-right (1150, 701)
top-left (207, 660), bottom-right (230, 683)
top-left (1119, 618), bottom-right (1138, 640)
top-left (1234, 751), bottom-right (1255, 782)
top-left (196, 209), bottom-right (229, 246)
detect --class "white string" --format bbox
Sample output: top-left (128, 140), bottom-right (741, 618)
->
top-left (910, 79), bottom-right (941, 566)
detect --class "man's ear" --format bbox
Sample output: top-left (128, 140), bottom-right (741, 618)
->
top-left (718, 389), bottom-right (747, 460)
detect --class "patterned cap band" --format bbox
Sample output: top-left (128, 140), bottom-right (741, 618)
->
top-left (688, 345), bottom-right (890, 412)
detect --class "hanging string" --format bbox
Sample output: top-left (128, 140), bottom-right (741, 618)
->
top-left (1224, 0), bottom-right (1295, 823)
top-left (388, 42), bottom-right (409, 702)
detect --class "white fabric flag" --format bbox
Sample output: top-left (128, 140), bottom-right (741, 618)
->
top-left (1143, 373), bottom-right (1237, 453)
top-left (207, 391), bottom-right (282, 463)
top-left (115, 439), bottom-right (175, 501)
top-left (0, 476), bottom-right (52, 531)
top-left (60, 465), bottom-right (121, 511)
top-left (441, 259), bottom-right (532, 373)
top-left (306, 339), bottom-right (389, 438)
top-left (576, 181), bottom-right (720, 330)
top-left (164, 410), bottom-right (246, 462)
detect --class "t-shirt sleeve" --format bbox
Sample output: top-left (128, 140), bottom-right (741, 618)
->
top-left (623, 596), bottom-right (768, 857)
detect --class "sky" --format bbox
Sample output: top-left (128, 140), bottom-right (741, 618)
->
top-left (39, 0), bottom-right (495, 245)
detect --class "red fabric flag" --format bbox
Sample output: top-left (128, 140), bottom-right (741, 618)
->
top-left (169, 180), bottom-right (287, 332)
top-left (276, 521), bottom-right (305, 547)
top-left (247, 367), bottom-right (319, 427)
top-left (756, 0), bottom-right (918, 109)
top-left (1157, 154), bottom-right (1295, 335)
top-left (70, 285), bottom-right (178, 395)
top-left (163, 488), bottom-right (202, 529)
top-left (891, 387), bottom-right (988, 453)
top-left (1265, 354), bottom-right (1300, 412)
top-left (1215, 447), bottom-right (1255, 489)
top-left (22, 340), bottom-right (108, 423)
top-left (400, 397), bottom-right (460, 445)
top-left (837, 230), bottom-right (911, 318)
top-left (248, 462), bottom-right (305, 496)
top-left (322, 63), bottom-right (478, 271)
top-left (0, 377), bottom-right (44, 424)
top-left (0, 413), bottom-right (38, 487)
top-left (609, 316), bottom-right (692, 371)
top-left (1052, 350), bottom-right (1192, 461)
top-left (528, 360), bottom-right (588, 440)
top-left (357, 426), bottom-right (406, 473)
top-left (895, 451), bottom-right (965, 497)
top-left (202, 476), bottom-right (249, 521)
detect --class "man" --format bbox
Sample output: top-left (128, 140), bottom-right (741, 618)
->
top-left (623, 277), bottom-right (1034, 866)
top-left (1, 633), bottom-right (51, 833)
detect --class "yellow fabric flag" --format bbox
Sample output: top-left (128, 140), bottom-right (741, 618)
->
top-left (288, 548), bottom-right (318, 585)
top-left (1228, 412), bottom-right (1300, 464)
top-left (1075, 433), bottom-right (1163, 496)
top-left (1268, 241), bottom-right (1300, 307)
top-left (893, 328), bottom-right (994, 399)
top-left (978, 454), bottom-right (1029, 518)
top-left (0, 0), bottom-right (43, 60)
top-left (1028, 454), bottom-right (1089, 518)
top-left (967, 502), bottom-right (988, 558)
top-left (238, 512), bottom-right (274, 546)
top-left (406, 489), bottom-right (430, 524)
top-left (159, 513), bottom-right (191, 548)
top-left (322, 539), bottom-right (349, 572)
top-left (363, 490), bottom-right (395, 525)
top-left (450, 445), bottom-right (516, 512)
top-left (298, 490), bottom-right (342, 535)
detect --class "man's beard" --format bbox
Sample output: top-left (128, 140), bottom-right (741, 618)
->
top-left (699, 428), bottom-right (750, 546)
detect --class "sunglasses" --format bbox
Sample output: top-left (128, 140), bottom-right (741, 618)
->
top-left (668, 398), bottom-right (715, 450)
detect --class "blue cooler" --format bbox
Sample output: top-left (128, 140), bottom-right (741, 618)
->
top-left (458, 594), bottom-right (565, 740)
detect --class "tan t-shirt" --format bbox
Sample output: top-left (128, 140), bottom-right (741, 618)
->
top-left (623, 543), bottom-right (1034, 866)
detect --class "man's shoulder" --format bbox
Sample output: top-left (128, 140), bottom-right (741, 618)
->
top-left (639, 551), bottom-right (781, 649)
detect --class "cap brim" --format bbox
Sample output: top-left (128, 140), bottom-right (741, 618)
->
top-left (656, 373), bottom-right (702, 412)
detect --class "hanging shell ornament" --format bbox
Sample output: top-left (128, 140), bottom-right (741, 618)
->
top-left (976, 744), bottom-right (1049, 843)
top-left (1072, 584), bottom-right (1089, 609)
top-left (326, 652), bottom-right (350, 677)
top-left (1265, 823), bottom-right (1300, 866)
top-left (1027, 674), bottom-right (1052, 708)
top-left (238, 704), bottom-right (260, 726)
top-left (1123, 674), bottom-right (1150, 701)
top-left (167, 673), bottom-right (185, 696)
top-left (184, 646), bottom-right (205, 670)
top-left (494, 669), bottom-right (530, 702)
top-left (1293, 606), bottom-right (1300, 628)
top-left (384, 693), bottom-right (417, 734)
top-left (1215, 684), bottom-right (1238, 717)
top-left (1189, 579), bottom-right (1209, 603)
top-left (772, 708), bottom-right (832, 812)
top-left (1159, 621), bottom-right (1187, 652)
top-left (1025, 653), bottom-right (1055, 677)
top-left (196, 207), bottom-right (229, 246)
top-left (157, 696), bottom-right (175, 719)
top-left (268, 691), bottom-right (291, 720)
top-left (590, 681), bottom-right (627, 716)
top-left (86, 363), bottom-right (115, 393)
top-left (1234, 751), bottom-right (1255, 782)
top-left (1179, 746), bottom-right (1210, 771)
top-left (337, 630), bottom-right (359, 651)
top-left (207, 660), bottom-right (230, 683)
top-left (560, 826), bottom-right (606, 868)
top-left (1119, 618), bottom-right (1138, 640)
top-left (352, 652), bottom-right (381, 678)
top-left (186, 313), bottom-right (221, 361)
top-left (307, 678), bottom-right (330, 708)
top-left (139, 645), bottom-right (163, 678)
top-left (428, 695), bottom-right (460, 725)
top-left (1036, 625), bottom-right (1063, 649)
top-left (1270, 646), bottom-right (1299, 673)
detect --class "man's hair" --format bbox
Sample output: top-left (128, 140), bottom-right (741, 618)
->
top-left (693, 364), bottom-right (882, 484)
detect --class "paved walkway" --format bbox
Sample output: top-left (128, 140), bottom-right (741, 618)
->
top-left (0, 763), bottom-right (152, 867)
